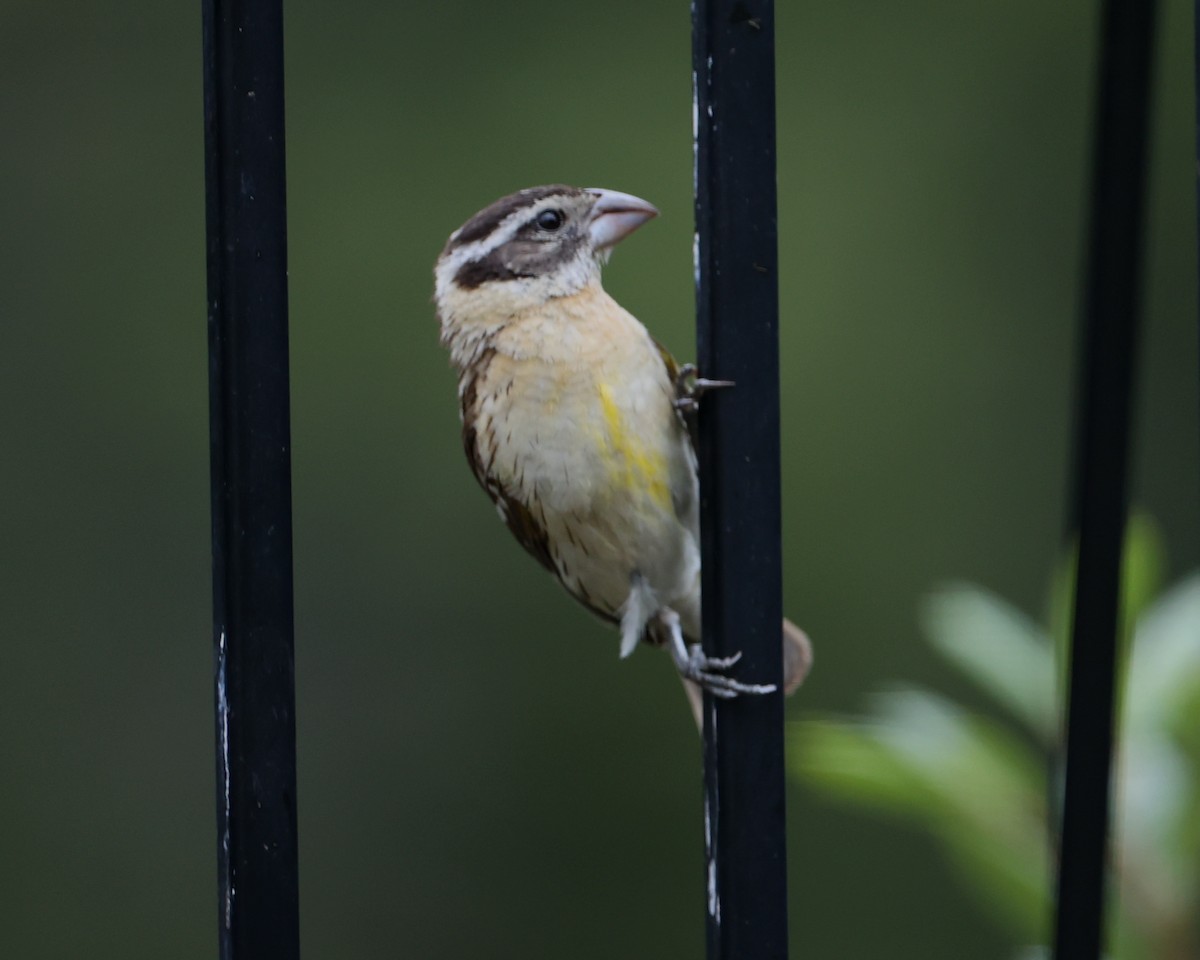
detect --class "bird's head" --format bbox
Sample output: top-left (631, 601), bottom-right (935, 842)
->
top-left (434, 184), bottom-right (658, 334)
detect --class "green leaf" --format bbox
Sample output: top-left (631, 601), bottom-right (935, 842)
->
top-left (790, 690), bottom-right (1049, 937)
top-left (789, 529), bottom-right (1199, 955)
top-left (1126, 573), bottom-right (1200, 737)
top-left (1120, 514), bottom-right (1167, 645)
top-left (789, 717), bottom-right (943, 814)
top-left (1117, 573), bottom-right (1200, 934)
top-left (1113, 733), bottom-right (1196, 944)
top-left (921, 583), bottom-right (1055, 743)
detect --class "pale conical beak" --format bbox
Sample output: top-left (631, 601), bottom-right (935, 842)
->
top-left (586, 188), bottom-right (659, 251)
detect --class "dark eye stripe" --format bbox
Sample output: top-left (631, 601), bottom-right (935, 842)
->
top-left (452, 228), bottom-right (587, 290)
top-left (446, 184), bottom-right (584, 251)
top-left (453, 254), bottom-right (534, 290)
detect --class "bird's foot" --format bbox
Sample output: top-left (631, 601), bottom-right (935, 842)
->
top-left (659, 609), bottom-right (776, 698)
top-left (673, 363), bottom-right (735, 415)
top-left (678, 646), bottom-right (777, 698)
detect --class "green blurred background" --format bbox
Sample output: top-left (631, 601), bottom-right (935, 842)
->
top-left (1, 0), bottom-right (1197, 957)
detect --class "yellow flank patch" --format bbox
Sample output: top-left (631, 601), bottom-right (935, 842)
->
top-left (597, 383), bottom-right (670, 508)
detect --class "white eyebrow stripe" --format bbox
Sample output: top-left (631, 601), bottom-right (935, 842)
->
top-left (439, 196), bottom-right (577, 279)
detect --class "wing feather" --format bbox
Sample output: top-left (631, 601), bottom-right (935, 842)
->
top-left (459, 354), bottom-right (557, 574)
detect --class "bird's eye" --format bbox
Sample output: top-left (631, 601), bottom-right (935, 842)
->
top-left (536, 209), bottom-right (565, 231)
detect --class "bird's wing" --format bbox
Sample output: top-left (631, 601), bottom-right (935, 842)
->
top-left (459, 380), bottom-right (557, 575)
top-left (651, 335), bottom-right (682, 384)
top-left (483, 478), bottom-right (558, 575)
top-left (650, 336), bottom-right (702, 540)
top-left (651, 336), bottom-right (700, 455)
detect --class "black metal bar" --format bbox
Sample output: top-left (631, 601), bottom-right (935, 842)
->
top-left (1053, 0), bottom-right (1157, 957)
top-left (203, 0), bottom-right (300, 957)
top-left (692, 2), bottom-right (788, 958)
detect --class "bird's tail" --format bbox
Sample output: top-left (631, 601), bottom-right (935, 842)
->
top-left (781, 618), bottom-right (813, 694)
top-left (680, 618), bottom-right (813, 728)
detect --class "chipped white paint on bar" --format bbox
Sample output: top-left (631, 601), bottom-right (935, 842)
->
top-left (708, 856), bottom-right (719, 918)
top-left (217, 628), bottom-right (234, 929)
top-left (705, 701), bottom-right (721, 925)
top-left (692, 68), bottom-right (700, 205)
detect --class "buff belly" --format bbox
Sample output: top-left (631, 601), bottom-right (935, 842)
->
top-left (477, 330), bottom-right (700, 636)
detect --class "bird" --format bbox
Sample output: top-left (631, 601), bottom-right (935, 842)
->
top-left (434, 184), bottom-right (811, 720)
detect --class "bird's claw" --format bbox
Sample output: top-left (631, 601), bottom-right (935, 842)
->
top-left (674, 363), bottom-right (735, 415)
top-left (698, 648), bottom-right (742, 671)
top-left (659, 607), bottom-right (776, 698)
top-left (680, 644), bottom-right (777, 697)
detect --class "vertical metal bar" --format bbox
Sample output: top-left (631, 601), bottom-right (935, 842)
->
top-left (202, 0), bottom-right (300, 957)
top-left (693, 2), bottom-right (788, 959)
top-left (1053, 0), bottom-right (1157, 957)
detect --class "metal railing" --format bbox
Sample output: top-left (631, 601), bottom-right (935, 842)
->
top-left (693, 2), bottom-right (789, 958)
top-left (200, 0), bottom-right (1174, 956)
top-left (203, 0), bottom-right (300, 956)
top-left (1053, 1), bottom-right (1158, 958)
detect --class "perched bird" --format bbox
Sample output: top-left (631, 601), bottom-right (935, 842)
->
top-left (434, 184), bottom-right (811, 719)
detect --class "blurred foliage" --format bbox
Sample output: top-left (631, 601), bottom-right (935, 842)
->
top-left (790, 517), bottom-right (1200, 958)
top-left (1, 0), bottom-right (1197, 957)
